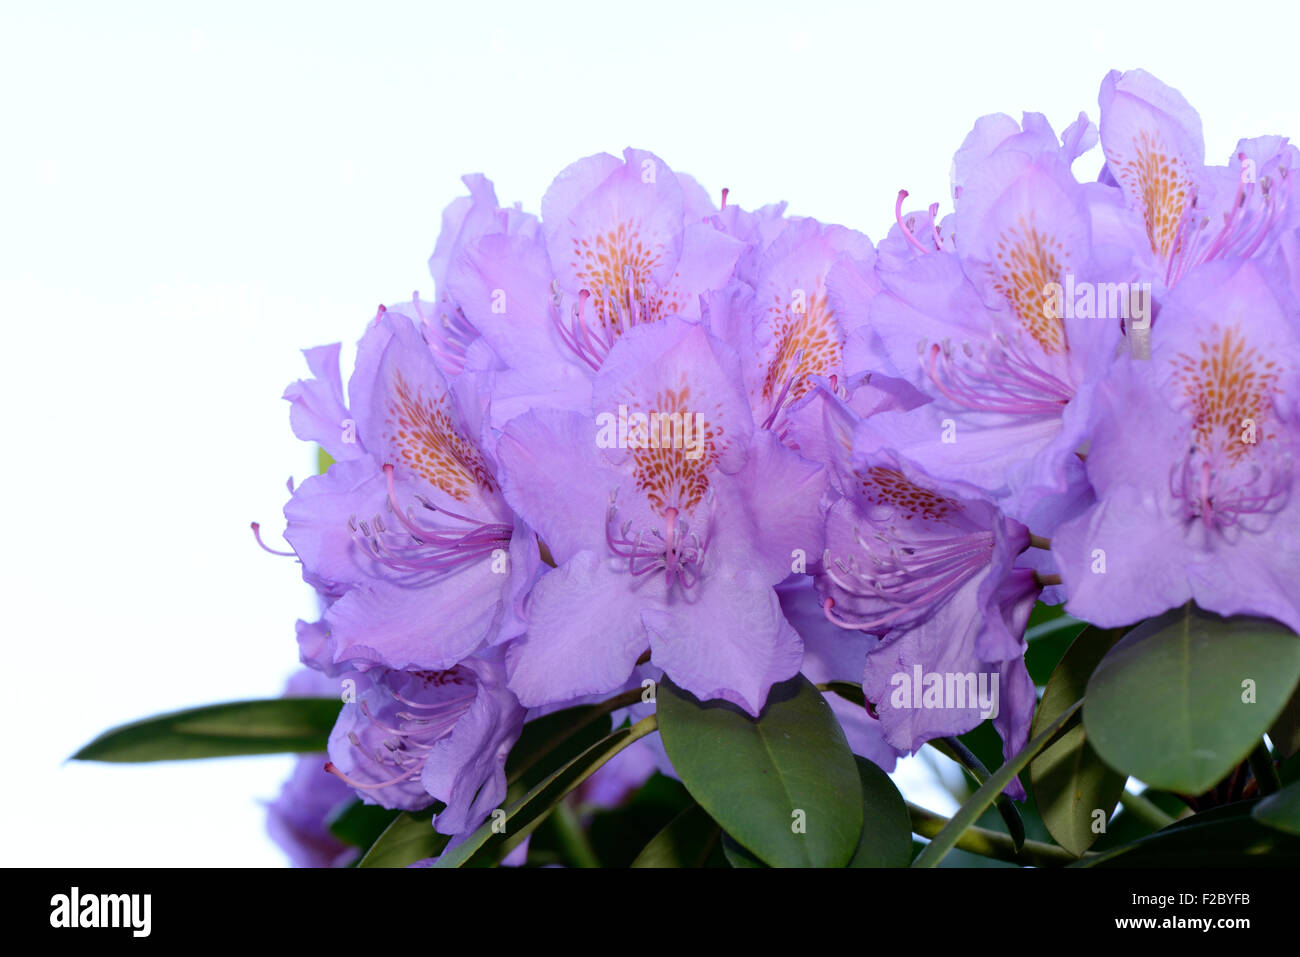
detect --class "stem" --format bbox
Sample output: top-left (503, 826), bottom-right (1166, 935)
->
top-left (1248, 740), bottom-right (1283, 796)
top-left (1027, 534), bottom-right (1052, 550)
top-left (1034, 572), bottom-right (1063, 587)
top-left (551, 795), bottom-right (601, 868)
top-left (908, 803), bottom-right (1080, 867)
top-left (912, 698), bottom-right (1083, 868)
top-left (928, 738), bottom-right (1026, 851)
top-left (1117, 788), bottom-right (1176, 830)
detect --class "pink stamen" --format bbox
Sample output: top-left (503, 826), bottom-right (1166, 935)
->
top-left (605, 492), bottom-right (713, 592)
top-left (895, 190), bottom-right (931, 255)
top-left (924, 342), bottom-right (1070, 416)
top-left (348, 465), bottom-right (511, 578)
top-left (250, 521), bottom-right (295, 557)
top-left (821, 524), bottom-right (998, 633)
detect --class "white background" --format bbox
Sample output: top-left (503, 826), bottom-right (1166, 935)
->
top-left (3, 0), bottom-right (1297, 866)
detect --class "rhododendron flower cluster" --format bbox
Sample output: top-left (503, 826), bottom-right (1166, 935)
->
top-left (56, 66), bottom-right (1243, 868)
top-left (256, 67), bottom-right (1300, 861)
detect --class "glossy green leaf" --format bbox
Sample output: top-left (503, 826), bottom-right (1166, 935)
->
top-left (630, 803), bottom-right (722, 867)
top-left (72, 698), bottom-right (339, 762)
top-left (1079, 801), bottom-right (1300, 867)
top-left (1084, 605), bottom-right (1300, 793)
top-left (657, 674), bottom-right (862, 868)
top-left (1030, 626), bottom-right (1128, 856)
top-left (848, 757), bottom-right (912, 867)
top-left (1253, 778), bottom-right (1300, 837)
top-left (356, 807), bottom-right (447, 868)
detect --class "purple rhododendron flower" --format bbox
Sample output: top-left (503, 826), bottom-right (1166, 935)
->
top-left (1053, 258), bottom-right (1300, 631)
top-left (1096, 69), bottom-right (1298, 292)
top-left (423, 173), bottom-right (542, 379)
top-left (846, 114), bottom-right (1120, 530)
top-left (325, 649), bottom-right (527, 836)
top-left (495, 317), bottom-right (826, 715)
top-left (283, 308), bottom-right (540, 674)
top-left (704, 215), bottom-right (883, 442)
top-left (443, 148), bottom-right (746, 428)
top-left (794, 383), bottom-right (1039, 790)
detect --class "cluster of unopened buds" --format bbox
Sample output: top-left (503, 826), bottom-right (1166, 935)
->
top-left (261, 68), bottom-right (1300, 865)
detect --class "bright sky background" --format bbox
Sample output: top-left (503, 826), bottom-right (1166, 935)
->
top-left (3, 0), bottom-right (1297, 866)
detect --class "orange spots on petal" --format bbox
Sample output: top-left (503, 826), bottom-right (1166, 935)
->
top-left (989, 216), bottom-right (1068, 355)
top-left (625, 379), bottom-right (721, 514)
top-left (858, 467), bottom-right (961, 523)
top-left (1172, 324), bottom-right (1281, 462)
top-left (1108, 130), bottom-right (1194, 261)
top-left (385, 372), bottom-right (497, 500)
top-left (760, 279), bottom-right (841, 403)
top-left (571, 219), bottom-right (679, 332)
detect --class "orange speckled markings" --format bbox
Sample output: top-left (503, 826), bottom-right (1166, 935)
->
top-left (761, 280), bottom-right (841, 404)
top-left (859, 467), bottom-right (962, 524)
top-left (628, 382), bottom-right (719, 513)
top-left (989, 217), bottom-right (1069, 355)
top-left (1109, 130), bottom-right (1194, 261)
top-left (1173, 324), bottom-right (1282, 462)
top-left (571, 220), bottom-right (685, 330)
top-left (386, 372), bottom-right (498, 500)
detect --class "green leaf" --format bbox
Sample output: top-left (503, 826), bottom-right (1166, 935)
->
top-left (1253, 778), bottom-right (1300, 837)
top-left (630, 803), bottom-right (722, 867)
top-left (317, 446), bottom-right (335, 474)
top-left (848, 757), bottom-right (912, 867)
top-left (433, 716), bottom-right (658, 868)
top-left (657, 674), bottom-right (862, 868)
top-left (327, 800), bottom-right (400, 849)
top-left (1084, 605), bottom-right (1300, 794)
top-left (356, 807), bottom-right (448, 868)
top-left (1030, 626), bottom-right (1128, 856)
top-left (72, 698), bottom-right (340, 762)
top-left (1079, 800), bottom-right (1300, 867)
